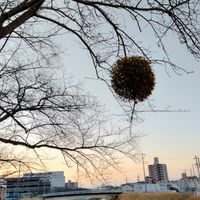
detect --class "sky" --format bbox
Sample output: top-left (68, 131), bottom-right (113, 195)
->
top-left (45, 12), bottom-right (200, 186)
top-left (1, 0), bottom-right (200, 189)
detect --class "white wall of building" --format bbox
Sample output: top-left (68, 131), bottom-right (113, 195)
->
top-left (121, 183), bottom-right (168, 192)
top-left (24, 171), bottom-right (65, 189)
top-left (50, 171), bottom-right (65, 188)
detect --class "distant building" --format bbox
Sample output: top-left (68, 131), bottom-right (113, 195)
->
top-left (65, 180), bottom-right (78, 191)
top-left (121, 182), bottom-right (168, 192)
top-left (148, 157), bottom-right (168, 183)
top-left (5, 171), bottom-right (65, 200)
top-left (181, 172), bottom-right (187, 179)
top-left (181, 172), bottom-right (198, 181)
top-left (23, 171), bottom-right (65, 192)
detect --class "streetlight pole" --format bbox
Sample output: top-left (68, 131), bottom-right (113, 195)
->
top-left (142, 153), bottom-right (147, 192)
top-left (194, 156), bottom-right (200, 178)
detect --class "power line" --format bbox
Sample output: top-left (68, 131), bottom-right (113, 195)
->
top-left (145, 154), bottom-right (192, 161)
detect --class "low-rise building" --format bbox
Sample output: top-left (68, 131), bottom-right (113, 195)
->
top-left (5, 171), bottom-right (65, 200)
top-left (121, 182), bottom-right (168, 192)
top-left (65, 180), bottom-right (78, 191)
top-left (23, 171), bottom-right (65, 192)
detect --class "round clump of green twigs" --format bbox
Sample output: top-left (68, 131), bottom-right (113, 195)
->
top-left (111, 56), bottom-right (155, 102)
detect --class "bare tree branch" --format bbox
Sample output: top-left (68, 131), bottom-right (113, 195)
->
top-left (0, 0), bottom-right (199, 180)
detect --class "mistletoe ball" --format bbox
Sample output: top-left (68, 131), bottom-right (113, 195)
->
top-left (111, 56), bottom-right (155, 102)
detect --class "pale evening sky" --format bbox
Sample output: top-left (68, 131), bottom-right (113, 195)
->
top-left (46, 16), bottom-right (200, 186)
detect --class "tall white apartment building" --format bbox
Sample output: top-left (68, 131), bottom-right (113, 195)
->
top-left (148, 157), bottom-right (168, 183)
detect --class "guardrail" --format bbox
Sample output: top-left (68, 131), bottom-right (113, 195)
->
top-left (42, 189), bottom-right (122, 198)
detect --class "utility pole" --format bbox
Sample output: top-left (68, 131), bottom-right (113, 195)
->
top-left (197, 157), bottom-right (200, 171)
top-left (192, 164), bottom-right (196, 177)
top-left (142, 153), bottom-right (147, 192)
top-left (194, 156), bottom-right (200, 178)
top-left (190, 169), bottom-right (193, 176)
